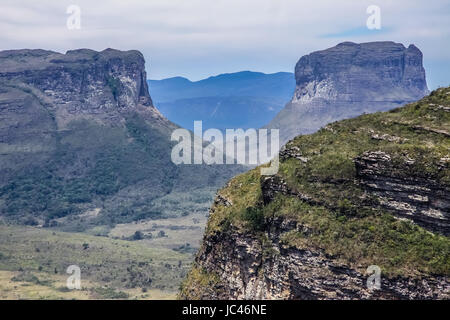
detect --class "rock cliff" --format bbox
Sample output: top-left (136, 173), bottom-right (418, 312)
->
top-left (354, 151), bottom-right (449, 235)
top-left (180, 88), bottom-right (450, 300)
top-left (267, 42), bottom-right (430, 145)
top-left (0, 48), bottom-right (166, 127)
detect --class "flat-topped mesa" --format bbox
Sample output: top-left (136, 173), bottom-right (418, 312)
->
top-left (293, 41), bottom-right (428, 104)
top-left (0, 48), bottom-right (153, 114)
top-left (267, 41), bottom-right (430, 146)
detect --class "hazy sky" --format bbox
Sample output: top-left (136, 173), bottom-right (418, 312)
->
top-left (1, 0), bottom-right (449, 88)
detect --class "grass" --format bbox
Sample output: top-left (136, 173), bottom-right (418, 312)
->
top-left (0, 225), bottom-right (192, 297)
top-left (0, 270), bottom-right (176, 300)
top-left (109, 212), bottom-right (208, 251)
top-left (269, 195), bottom-right (449, 277)
top-left (178, 266), bottom-right (221, 300)
top-left (205, 167), bottom-right (263, 235)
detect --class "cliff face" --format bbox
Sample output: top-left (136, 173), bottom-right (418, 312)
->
top-left (0, 48), bottom-right (151, 102)
top-left (0, 49), bottom-right (166, 127)
top-left (189, 224), bottom-right (448, 300)
top-left (180, 88), bottom-right (450, 300)
top-left (0, 48), bottom-right (241, 228)
top-left (293, 42), bottom-right (427, 104)
top-left (354, 151), bottom-right (449, 235)
top-left (267, 42), bottom-right (429, 145)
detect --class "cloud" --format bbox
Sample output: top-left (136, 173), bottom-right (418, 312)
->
top-left (0, 0), bottom-right (449, 87)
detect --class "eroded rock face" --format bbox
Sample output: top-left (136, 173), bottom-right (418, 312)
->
top-left (293, 42), bottom-right (427, 104)
top-left (354, 151), bottom-right (450, 236)
top-left (0, 48), bottom-right (166, 128)
top-left (0, 48), bottom-right (151, 105)
top-left (181, 142), bottom-right (449, 300)
top-left (190, 215), bottom-right (448, 300)
top-left (0, 48), bottom-right (179, 224)
top-left (267, 42), bottom-right (429, 145)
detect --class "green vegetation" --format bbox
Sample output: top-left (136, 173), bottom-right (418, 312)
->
top-left (0, 115), bottom-right (177, 228)
top-left (93, 287), bottom-right (129, 299)
top-left (11, 271), bottom-right (52, 286)
top-left (0, 105), bottom-right (240, 232)
top-left (0, 225), bottom-right (192, 294)
top-left (108, 212), bottom-right (208, 253)
top-left (204, 87), bottom-right (450, 278)
top-left (241, 207), bottom-right (265, 231)
top-left (270, 195), bottom-right (448, 276)
top-left (178, 265), bottom-right (221, 300)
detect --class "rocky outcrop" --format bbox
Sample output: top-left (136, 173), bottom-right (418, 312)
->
top-left (0, 48), bottom-right (168, 186)
top-left (267, 42), bottom-right (429, 145)
top-left (0, 48), bottom-right (152, 105)
top-left (354, 151), bottom-right (450, 236)
top-left (0, 49), bottom-right (168, 128)
top-left (261, 175), bottom-right (314, 206)
top-left (292, 42), bottom-right (427, 104)
top-left (181, 87), bottom-right (450, 300)
top-left (183, 151), bottom-right (450, 299)
top-left (191, 219), bottom-right (448, 300)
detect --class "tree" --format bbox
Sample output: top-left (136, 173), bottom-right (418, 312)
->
top-left (132, 231), bottom-right (143, 240)
top-left (157, 230), bottom-right (166, 238)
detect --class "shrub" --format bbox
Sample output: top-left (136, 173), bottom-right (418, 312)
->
top-left (132, 231), bottom-right (143, 240)
top-left (242, 207), bottom-right (265, 231)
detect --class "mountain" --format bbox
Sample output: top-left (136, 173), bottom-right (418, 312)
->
top-left (180, 87), bottom-right (450, 299)
top-left (148, 71), bottom-right (295, 131)
top-left (266, 41), bottom-right (430, 145)
top-left (0, 48), bottom-right (242, 230)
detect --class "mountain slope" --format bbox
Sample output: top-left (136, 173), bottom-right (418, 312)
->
top-left (180, 87), bottom-right (450, 300)
top-left (266, 42), bottom-right (430, 146)
top-left (0, 48), bottom-right (241, 230)
top-left (148, 71), bottom-right (295, 130)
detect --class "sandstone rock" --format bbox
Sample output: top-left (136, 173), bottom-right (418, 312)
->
top-left (354, 151), bottom-right (450, 235)
top-left (0, 48), bottom-right (164, 128)
top-left (267, 42), bottom-right (429, 145)
top-left (184, 220), bottom-right (449, 300)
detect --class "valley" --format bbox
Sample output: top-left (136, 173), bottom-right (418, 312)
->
top-left (0, 225), bottom-right (192, 299)
top-left (148, 71), bottom-right (295, 131)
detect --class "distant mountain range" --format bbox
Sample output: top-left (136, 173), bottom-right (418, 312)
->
top-left (148, 71), bottom-right (295, 131)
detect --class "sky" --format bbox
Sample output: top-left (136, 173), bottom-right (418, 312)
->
top-left (0, 0), bottom-right (449, 88)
